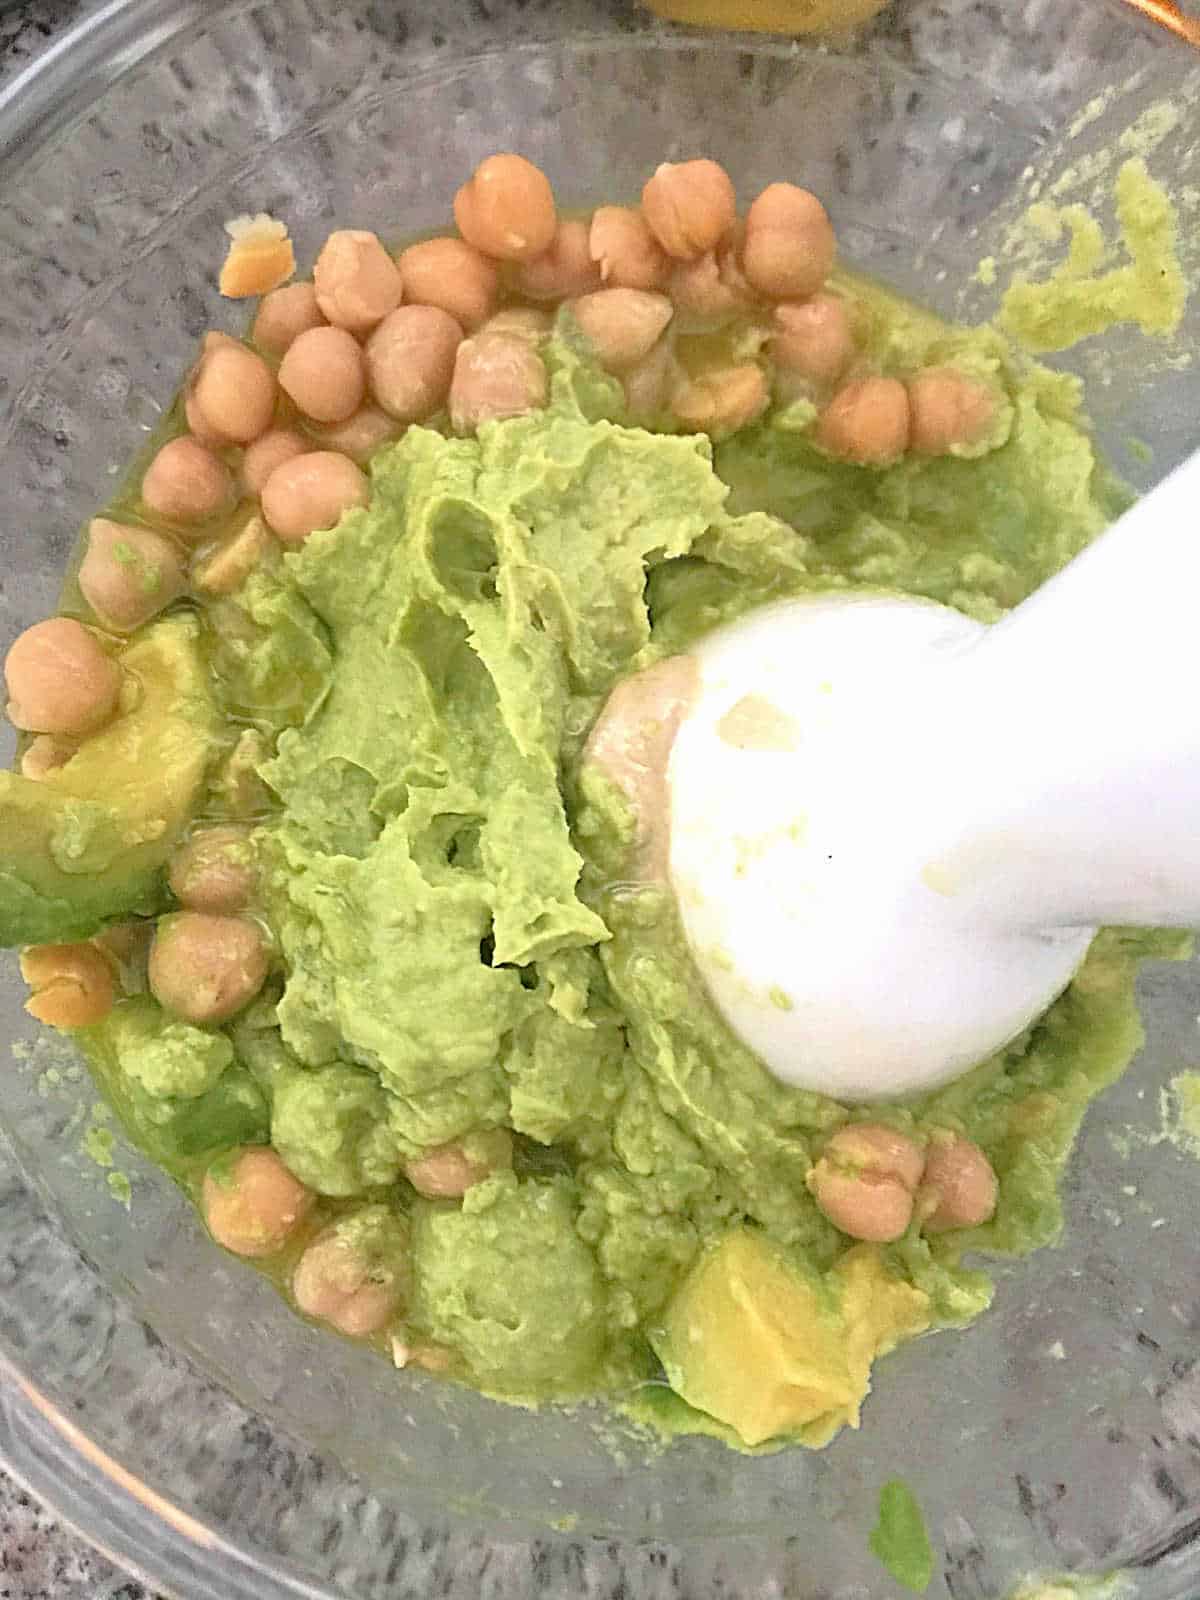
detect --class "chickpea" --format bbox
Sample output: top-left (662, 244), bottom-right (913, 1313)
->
top-left (814, 376), bottom-right (911, 467)
top-left (78, 519), bottom-right (187, 633)
top-left (742, 183), bottom-right (836, 300)
top-left (5, 618), bottom-right (121, 737)
top-left (252, 282), bottom-right (326, 358)
top-left (168, 825), bottom-right (257, 914)
top-left (260, 452), bottom-right (369, 546)
top-left (141, 437), bottom-right (234, 529)
top-left (364, 306), bottom-right (463, 424)
top-left (641, 159), bottom-right (736, 261)
top-left (187, 337), bottom-right (277, 446)
top-left (313, 229), bottom-right (403, 335)
top-left (477, 307), bottom-right (554, 344)
top-left (669, 250), bottom-right (752, 330)
top-left (404, 1129), bottom-right (513, 1200)
top-left (20, 734), bottom-right (75, 781)
top-left (448, 333), bottom-right (548, 435)
top-left (397, 237), bottom-right (499, 332)
top-left (453, 153), bottom-right (557, 263)
top-left (20, 941), bottom-right (115, 1029)
top-left (202, 1147), bottom-right (314, 1259)
top-left (671, 363), bottom-right (768, 439)
top-left (589, 205), bottom-right (670, 291)
top-left (277, 325), bottom-right (366, 425)
top-left (623, 338), bottom-right (679, 422)
top-left (570, 288), bottom-right (673, 373)
top-left (515, 219), bottom-right (601, 302)
top-left (304, 405), bottom-right (401, 465)
top-left (241, 427), bottom-right (309, 496)
top-left (293, 1227), bottom-right (401, 1337)
top-left (908, 368), bottom-right (998, 457)
top-left (772, 295), bottom-right (855, 392)
top-left (148, 911), bottom-right (269, 1025)
top-left (919, 1134), bottom-right (998, 1232)
top-left (93, 919), bottom-right (153, 988)
top-left (192, 515), bottom-right (275, 598)
top-left (809, 1122), bottom-right (924, 1243)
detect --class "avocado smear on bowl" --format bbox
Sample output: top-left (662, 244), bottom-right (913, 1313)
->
top-left (2, 153), bottom-right (1188, 1453)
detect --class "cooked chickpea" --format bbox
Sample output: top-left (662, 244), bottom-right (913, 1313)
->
top-left (641, 159), bottom-right (736, 261)
top-left (478, 307), bottom-right (554, 344)
top-left (364, 305), bottom-right (463, 424)
top-left (570, 288), bottom-right (673, 373)
top-left (404, 1129), bottom-right (513, 1200)
top-left (623, 338), bottom-right (678, 421)
top-left (277, 325), bottom-right (366, 424)
top-left (252, 282), bottom-right (326, 357)
top-left (293, 1228), bottom-right (401, 1337)
top-left (908, 368), bottom-right (998, 456)
top-left (192, 515), bottom-right (275, 598)
top-left (589, 205), bottom-right (670, 291)
top-left (241, 427), bottom-right (309, 495)
top-left (187, 337), bottom-right (277, 446)
top-left (742, 183), bottom-right (836, 300)
top-left (397, 237), bottom-right (499, 332)
top-left (202, 1147), bottom-right (314, 1259)
top-left (20, 734), bottom-right (75, 781)
top-left (670, 363), bottom-right (768, 438)
top-left (78, 519), bottom-right (187, 633)
top-left (515, 219), bottom-right (601, 302)
top-left (814, 376), bottom-right (911, 466)
top-left (809, 1122), bottom-right (924, 1243)
top-left (920, 1134), bottom-right (998, 1232)
top-left (453, 153), bottom-right (557, 263)
top-left (260, 451), bottom-right (369, 546)
top-left (448, 333), bottom-right (548, 435)
top-left (304, 405), bottom-right (401, 464)
top-left (168, 825), bottom-right (257, 914)
top-left (772, 295), bottom-right (855, 392)
top-left (20, 941), bottom-right (115, 1029)
top-left (5, 618), bottom-right (121, 737)
top-left (141, 436), bottom-right (234, 529)
top-left (669, 250), bottom-right (751, 329)
top-left (148, 911), bottom-right (269, 1025)
top-left (313, 229), bottom-right (403, 335)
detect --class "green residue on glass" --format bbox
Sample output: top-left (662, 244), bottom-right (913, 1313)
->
top-left (869, 1479), bottom-right (934, 1594)
top-left (82, 1123), bottom-right (115, 1169)
top-left (107, 1171), bottom-right (132, 1208)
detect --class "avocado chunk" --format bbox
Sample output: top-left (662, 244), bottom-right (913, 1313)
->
top-left (652, 1228), bottom-right (929, 1448)
top-left (0, 614), bottom-right (217, 945)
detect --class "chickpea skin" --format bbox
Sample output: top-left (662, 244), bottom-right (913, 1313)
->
top-left (202, 1147), bottom-right (314, 1259)
top-left (623, 338), bottom-right (679, 421)
top-left (364, 305), bottom-right (463, 424)
top-left (671, 364), bottom-right (768, 439)
top-left (809, 1122), bottom-right (924, 1243)
top-left (448, 333), bottom-right (548, 434)
top-left (589, 205), bottom-right (670, 291)
top-left (404, 1129), bottom-right (514, 1200)
top-left (78, 519), bottom-right (187, 633)
top-left (397, 237), bottom-right (499, 332)
top-left (278, 325), bottom-right (366, 424)
top-left (5, 618), bottom-right (121, 736)
top-left (908, 368), bottom-right (998, 456)
top-left (192, 515), bottom-right (275, 598)
top-left (241, 427), bottom-right (309, 496)
top-left (570, 288), bottom-right (673, 373)
top-left (261, 451), bottom-right (369, 546)
top-left (641, 159), bottom-right (736, 261)
top-left (168, 825), bottom-right (257, 915)
top-left (515, 218), bottom-right (602, 302)
top-left (742, 182), bottom-right (836, 300)
top-left (148, 911), bottom-right (269, 1025)
top-left (313, 229), bottom-right (403, 335)
top-left (252, 282), bottom-right (326, 358)
top-left (21, 942), bottom-right (115, 1029)
top-left (293, 1228), bottom-right (401, 1337)
top-left (453, 153), bottom-right (557, 263)
top-left (141, 437), bottom-right (234, 529)
top-left (814, 376), bottom-right (911, 467)
top-left (772, 295), bottom-right (855, 392)
top-left (187, 337), bottom-right (277, 446)
top-left (304, 406), bottom-right (401, 465)
top-left (920, 1134), bottom-right (998, 1232)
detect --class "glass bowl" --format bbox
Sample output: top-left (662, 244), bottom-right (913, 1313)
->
top-left (0, 3), bottom-right (1199, 1596)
